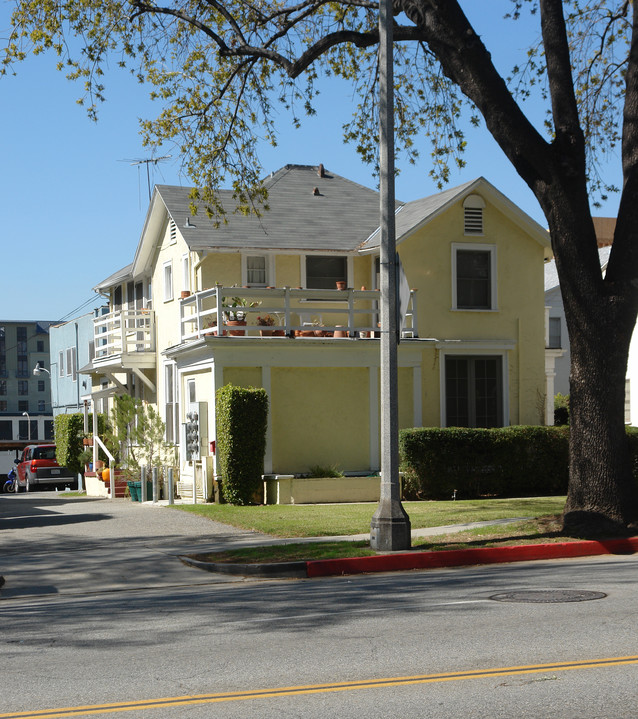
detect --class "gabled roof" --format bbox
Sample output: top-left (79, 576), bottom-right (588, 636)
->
top-left (361, 177), bottom-right (551, 257)
top-left (93, 263), bottom-right (133, 293)
top-left (135, 165), bottom-right (386, 268)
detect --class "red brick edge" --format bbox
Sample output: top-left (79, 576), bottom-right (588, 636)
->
top-left (305, 537), bottom-right (638, 578)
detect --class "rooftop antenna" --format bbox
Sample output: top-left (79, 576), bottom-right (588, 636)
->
top-left (120, 154), bottom-right (172, 204)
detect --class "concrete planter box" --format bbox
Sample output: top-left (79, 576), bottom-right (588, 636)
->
top-left (263, 475), bottom-right (390, 505)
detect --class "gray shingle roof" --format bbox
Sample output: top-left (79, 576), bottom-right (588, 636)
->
top-left (93, 263), bottom-right (133, 292)
top-left (157, 164), bottom-right (390, 253)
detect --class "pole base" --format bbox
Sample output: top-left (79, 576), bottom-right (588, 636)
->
top-left (370, 499), bottom-right (411, 551)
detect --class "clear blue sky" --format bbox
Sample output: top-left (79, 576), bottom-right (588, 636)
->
top-left (0, 3), bottom-right (622, 322)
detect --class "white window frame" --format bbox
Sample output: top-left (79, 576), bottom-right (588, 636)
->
top-left (242, 254), bottom-right (273, 287)
top-left (451, 242), bottom-right (498, 311)
top-left (163, 261), bottom-right (174, 302)
top-left (59, 351), bottom-right (64, 378)
top-left (182, 254), bottom-right (190, 293)
top-left (66, 348), bottom-right (73, 377)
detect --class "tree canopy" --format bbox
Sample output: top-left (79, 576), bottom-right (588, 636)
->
top-left (4, 0), bottom-right (638, 533)
top-left (2, 2), bottom-right (629, 215)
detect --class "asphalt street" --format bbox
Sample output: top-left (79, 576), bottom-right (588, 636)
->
top-left (1, 492), bottom-right (637, 719)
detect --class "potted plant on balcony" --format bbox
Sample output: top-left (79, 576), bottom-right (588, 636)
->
top-left (222, 296), bottom-right (260, 336)
top-left (257, 314), bottom-right (284, 336)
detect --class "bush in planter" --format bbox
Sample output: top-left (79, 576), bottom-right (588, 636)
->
top-left (216, 384), bottom-right (268, 505)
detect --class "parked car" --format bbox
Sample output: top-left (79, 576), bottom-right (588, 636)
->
top-left (14, 444), bottom-right (77, 492)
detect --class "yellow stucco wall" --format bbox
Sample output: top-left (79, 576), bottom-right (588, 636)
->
top-left (275, 255), bottom-right (301, 287)
top-left (270, 366), bottom-right (370, 474)
top-left (198, 254), bottom-right (241, 290)
top-left (397, 195), bottom-right (546, 426)
top-left (223, 367), bottom-right (263, 389)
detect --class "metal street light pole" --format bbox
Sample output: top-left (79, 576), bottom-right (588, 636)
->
top-left (369, 0), bottom-right (411, 551)
top-left (22, 411), bottom-right (31, 442)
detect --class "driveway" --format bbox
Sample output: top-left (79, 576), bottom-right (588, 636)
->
top-left (0, 493), bottom-right (272, 600)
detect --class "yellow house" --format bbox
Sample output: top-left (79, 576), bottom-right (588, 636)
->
top-left (83, 165), bottom-right (551, 500)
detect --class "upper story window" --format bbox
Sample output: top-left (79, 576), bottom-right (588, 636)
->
top-left (463, 194), bottom-right (485, 235)
top-left (548, 317), bottom-right (562, 348)
top-left (59, 351), bottom-right (65, 378)
top-left (452, 243), bottom-right (497, 311)
top-left (163, 261), bottom-right (174, 302)
top-left (18, 380), bottom-right (28, 396)
top-left (182, 255), bottom-right (190, 293)
top-left (306, 256), bottom-right (347, 290)
top-left (37, 340), bottom-right (44, 352)
top-left (246, 256), bottom-right (267, 286)
top-left (0, 380), bottom-right (5, 395)
top-left (17, 358), bottom-right (28, 377)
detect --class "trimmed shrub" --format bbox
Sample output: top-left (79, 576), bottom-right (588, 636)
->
top-left (400, 426), bottom-right (570, 500)
top-left (216, 384), bottom-right (269, 505)
top-left (54, 413), bottom-right (108, 475)
top-left (54, 414), bottom-right (85, 476)
top-left (554, 393), bottom-right (570, 425)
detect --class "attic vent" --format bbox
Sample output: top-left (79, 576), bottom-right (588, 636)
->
top-left (169, 220), bottom-right (177, 244)
top-left (313, 187), bottom-right (320, 196)
top-left (463, 194), bottom-right (485, 235)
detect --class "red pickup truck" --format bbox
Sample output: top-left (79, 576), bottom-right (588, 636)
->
top-left (14, 444), bottom-right (76, 492)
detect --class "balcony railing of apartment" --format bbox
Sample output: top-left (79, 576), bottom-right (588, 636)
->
top-left (179, 285), bottom-right (418, 342)
top-left (93, 309), bottom-right (156, 360)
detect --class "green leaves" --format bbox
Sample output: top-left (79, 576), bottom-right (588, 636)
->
top-left (1, 1), bottom-right (631, 206)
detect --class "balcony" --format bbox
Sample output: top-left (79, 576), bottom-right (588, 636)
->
top-left (92, 309), bottom-right (156, 368)
top-left (179, 286), bottom-right (418, 342)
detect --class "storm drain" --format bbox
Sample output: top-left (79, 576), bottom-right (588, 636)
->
top-left (489, 589), bottom-right (607, 603)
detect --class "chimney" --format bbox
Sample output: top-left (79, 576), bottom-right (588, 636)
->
top-left (318, 163), bottom-right (325, 178)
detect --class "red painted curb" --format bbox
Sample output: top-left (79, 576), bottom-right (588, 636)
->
top-left (305, 536), bottom-right (638, 578)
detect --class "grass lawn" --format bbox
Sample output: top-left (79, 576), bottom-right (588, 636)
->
top-left (171, 496), bottom-right (566, 538)
top-left (188, 513), bottom-right (577, 565)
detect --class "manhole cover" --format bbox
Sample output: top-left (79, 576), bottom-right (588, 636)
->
top-left (490, 590), bottom-right (607, 604)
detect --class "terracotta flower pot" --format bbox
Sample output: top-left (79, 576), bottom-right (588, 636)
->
top-left (226, 320), bottom-right (247, 336)
top-left (336, 281), bottom-right (347, 290)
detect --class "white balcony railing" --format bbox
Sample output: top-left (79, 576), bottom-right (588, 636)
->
top-left (93, 309), bottom-right (156, 360)
top-left (179, 286), bottom-right (418, 342)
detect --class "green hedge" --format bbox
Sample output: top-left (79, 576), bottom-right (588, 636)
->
top-left (54, 413), bottom-right (108, 476)
top-left (399, 426), bottom-right (571, 500)
top-left (216, 385), bottom-right (269, 505)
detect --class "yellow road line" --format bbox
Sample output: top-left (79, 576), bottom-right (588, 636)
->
top-left (3, 655), bottom-right (638, 718)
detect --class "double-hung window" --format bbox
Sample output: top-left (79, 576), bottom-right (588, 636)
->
top-left (163, 261), bottom-right (173, 302)
top-left (548, 317), bottom-right (562, 348)
top-left (245, 255), bottom-right (268, 286)
top-left (452, 243), bottom-right (497, 310)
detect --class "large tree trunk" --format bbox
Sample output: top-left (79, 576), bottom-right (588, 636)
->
top-left (546, 202), bottom-right (638, 535)
top-left (564, 296), bottom-right (638, 533)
